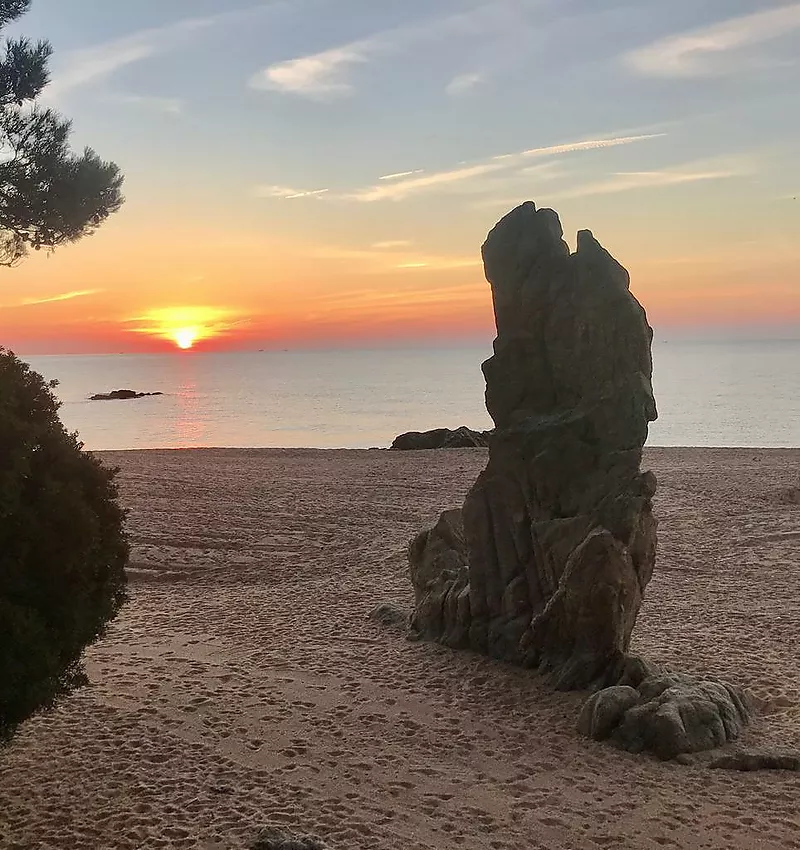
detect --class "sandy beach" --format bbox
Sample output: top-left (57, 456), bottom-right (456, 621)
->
top-left (1, 447), bottom-right (798, 850)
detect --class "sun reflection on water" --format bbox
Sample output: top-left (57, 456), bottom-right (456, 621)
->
top-left (173, 378), bottom-right (206, 446)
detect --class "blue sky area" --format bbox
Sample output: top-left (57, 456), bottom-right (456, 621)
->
top-left (3, 0), bottom-right (799, 351)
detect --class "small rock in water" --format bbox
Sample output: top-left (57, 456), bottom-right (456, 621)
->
top-left (90, 388), bottom-right (164, 401)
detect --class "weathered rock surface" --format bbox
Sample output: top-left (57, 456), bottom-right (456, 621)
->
top-left (408, 509), bottom-right (471, 648)
top-left (391, 427), bottom-right (491, 450)
top-left (579, 673), bottom-right (753, 760)
top-left (408, 509), bottom-right (468, 606)
top-left (90, 389), bottom-right (164, 401)
top-left (368, 602), bottom-right (409, 630)
top-left (409, 202), bottom-right (658, 689)
top-left (577, 685), bottom-right (640, 741)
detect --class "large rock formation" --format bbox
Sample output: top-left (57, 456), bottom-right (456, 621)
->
top-left (409, 202), bottom-right (658, 690)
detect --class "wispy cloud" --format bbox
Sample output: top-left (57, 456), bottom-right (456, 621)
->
top-left (379, 170), bottom-right (425, 181)
top-left (46, 5), bottom-right (282, 98)
top-left (250, 33), bottom-right (386, 100)
top-left (351, 162), bottom-right (503, 202)
top-left (250, 1), bottom-right (540, 100)
top-left (551, 159), bottom-right (750, 200)
top-left (19, 289), bottom-right (104, 307)
top-left (515, 134), bottom-right (664, 159)
top-left (250, 44), bottom-right (374, 98)
top-left (394, 258), bottom-right (480, 271)
top-left (348, 133), bottom-right (664, 202)
top-left (312, 245), bottom-right (480, 273)
top-left (627, 4), bottom-right (800, 77)
top-left (372, 240), bottom-right (413, 249)
top-left (446, 72), bottom-right (484, 95)
top-left (253, 133), bottom-right (665, 206)
top-left (254, 185), bottom-right (329, 199)
top-left (46, 18), bottom-right (213, 98)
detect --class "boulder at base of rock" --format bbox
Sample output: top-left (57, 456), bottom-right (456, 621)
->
top-left (577, 685), bottom-right (640, 741)
top-left (408, 509), bottom-right (472, 648)
top-left (90, 389), bottom-right (164, 400)
top-left (368, 603), bottom-right (409, 630)
top-left (391, 426), bottom-right (491, 450)
top-left (579, 673), bottom-right (753, 760)
top-left (408, 509), bottom-right (468, 606)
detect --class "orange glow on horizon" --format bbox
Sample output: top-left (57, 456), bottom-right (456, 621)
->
top-left (2, 216), bottom-right (798, 355)
top-left (128, 306), bottom-right (238, 350)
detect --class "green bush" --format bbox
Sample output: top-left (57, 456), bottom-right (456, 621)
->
top-left (0, 349), bottom-right (128, 741)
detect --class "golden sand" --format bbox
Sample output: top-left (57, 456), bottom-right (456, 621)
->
top-left (1, 447), bottom-right (798, 849)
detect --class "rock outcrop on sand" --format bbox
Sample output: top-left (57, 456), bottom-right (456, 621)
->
top-left (391, 427), bottom-right (491, 450)
top-left (403, 201), bottom-right (754, 759)
top-left (90, 389), bottom-right (164, 401)
top-left (409, 202), bottom-right (658, 690)
top-left (577, 674), bottom-right (753, 760)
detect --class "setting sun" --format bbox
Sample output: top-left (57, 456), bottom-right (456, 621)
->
top-left (127, 306), bottom-right (238, 351)
top-left (173, 328), bottom-right (197, 350)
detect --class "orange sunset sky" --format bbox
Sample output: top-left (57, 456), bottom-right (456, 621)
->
top-left (1, 0), bottom-right (799, 354)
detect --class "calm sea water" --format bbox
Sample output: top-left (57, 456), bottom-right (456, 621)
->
top-left (23, 341), bottom-right (800, 450)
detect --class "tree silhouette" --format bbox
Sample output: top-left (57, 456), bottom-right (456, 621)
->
top-left (0, 0), bottom-right (123, 266)
top-left (0, 1), bottom-right (128, 742)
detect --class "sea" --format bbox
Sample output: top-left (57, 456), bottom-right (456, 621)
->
top-left (23, 341), bottom-right (800, 451)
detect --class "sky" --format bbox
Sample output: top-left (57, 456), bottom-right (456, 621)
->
top-left (1, 0), bottom-right (799, 353)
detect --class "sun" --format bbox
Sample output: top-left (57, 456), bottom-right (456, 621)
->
top-left (131, 306), bottom-right (235, 350)
top-left (173, 327), bottom-right (197, 350)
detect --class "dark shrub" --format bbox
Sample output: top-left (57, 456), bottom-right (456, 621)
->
top-left (0, 349), bottom-right (128, 741)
